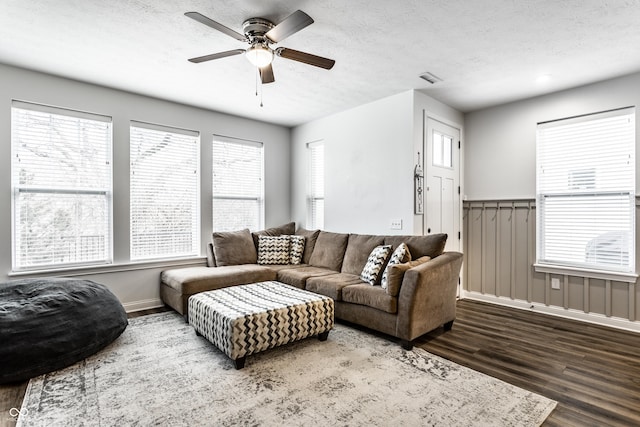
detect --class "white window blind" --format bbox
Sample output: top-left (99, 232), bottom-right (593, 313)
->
top-left (212, 136), bottom-right (264, 231)
top-left (130, 121), bottom-right (200, 260)
top-left (536, 108), bottom-right (635, 273)
top-left (308, 141), bottom-right (325, 229)
top-left (11, 101), bottom-right (113, 270)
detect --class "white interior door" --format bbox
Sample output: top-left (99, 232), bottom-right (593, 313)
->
top-left (425, 117), bottom-right (461, 252)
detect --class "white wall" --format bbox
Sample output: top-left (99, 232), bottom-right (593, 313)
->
top-left (0, 63), bottom-right (291, 311)
top-left (465, 72), bottom-right (640, 199)
top-left (291, 90), bottom-right (463, 235)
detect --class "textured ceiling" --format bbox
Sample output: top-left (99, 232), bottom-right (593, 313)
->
top-left (2, 0), bottom-right (640, 127)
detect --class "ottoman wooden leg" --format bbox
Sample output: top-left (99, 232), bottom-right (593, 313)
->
top-left (233, 357), bottom-right (246, 370)
top-left (318, 331), bottom-right (330, 341)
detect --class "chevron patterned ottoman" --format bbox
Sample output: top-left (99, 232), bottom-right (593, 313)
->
top-left (188, 281), bottom-right (334, 369)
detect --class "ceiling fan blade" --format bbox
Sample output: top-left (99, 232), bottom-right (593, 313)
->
top-left (259, 64), bottom-right (275, 84)
top-left (188, 49), bottom-right (245, 63)
top-left (265, 10), bottom-right (313, 43)
top-left (275, 47), bottom-right (335, 70)
top-left (185, 12), bottom-right (247, 42)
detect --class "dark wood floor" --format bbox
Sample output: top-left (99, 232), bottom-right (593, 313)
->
top-left (2, 300), bottom-right (639, 426)
top-left (416, 300), bottom-right (640, 427)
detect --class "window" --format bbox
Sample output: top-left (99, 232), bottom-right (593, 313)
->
top-left (130, 122), bottom-right (200, 260)
top-left (432, 131), bottom-right (453, 168)
top-left (308, 141), bottom-right (325, 229)
top-left (212, 136), bottom-right (263, 231)
top-left (11, 101), bottom-right (112, 270)
top-left (536, 108), bottom-right (635, 273)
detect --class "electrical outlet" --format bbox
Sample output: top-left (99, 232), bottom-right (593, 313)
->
top-left (551, 278), bottom-right (560, 290)
top-left (390, 219), bottom-right (403, 230)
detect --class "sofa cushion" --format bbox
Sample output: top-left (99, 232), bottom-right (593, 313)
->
top-left (384, 256), bottom-right (431, 297)
top-left (305, 273), bottom-right (364, 301)
top-left (308, 231), bottom-right (349, 271)
top-left (289, 235), bottom-right (305, 264)
top-left (384, 233), bottom-right (447, 259)
top-left (264, 264), bottom-right (307, 273)
top-left (212, 228), bottom-right (257, 266)
top-left (341, 234), bottom-right (385, 275)
top-left (252, 222), bottom-right (296, 248)
top-left (295, 227), bottom-right (320, 264)
top-left (342, 284), bottom-right (398, 314)
top-left (360, 245), bottom-right (393, 285)
top-left (381, 242), bottom-right (412, 290)
top-left (257, 235), bottom-right (291, 265)
top-left (161, 265), bottom-right (276, 296)
top-left (276, 266), bottom-right (336, 289)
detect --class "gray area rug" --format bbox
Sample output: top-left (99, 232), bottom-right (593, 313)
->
top-left (18, 312), bottom-right (556, 426)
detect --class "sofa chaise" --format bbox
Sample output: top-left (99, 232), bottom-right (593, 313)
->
top-left (161, 222), bottom-right (463, 349)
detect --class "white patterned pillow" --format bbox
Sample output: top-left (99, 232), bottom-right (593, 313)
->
top-left (288, 235), bottom-right (305, 264)
top-left (360, 245), bottom-right (393, 285)
top-left (257, 235), bottom-right (291, 265)
top-left (381, 243), bottom-right (412, 290)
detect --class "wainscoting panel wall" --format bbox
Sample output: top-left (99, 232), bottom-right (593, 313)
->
top-left (462, 199), bottom-right (640, 330)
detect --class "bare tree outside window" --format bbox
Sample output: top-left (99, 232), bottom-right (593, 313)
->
top-left (11, 102), bottom-right (112, 270)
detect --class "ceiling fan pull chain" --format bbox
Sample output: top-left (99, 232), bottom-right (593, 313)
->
top-left (254, 66), bottom-right (263, 107)
top-left (255, 67), bottom-right (259, 96)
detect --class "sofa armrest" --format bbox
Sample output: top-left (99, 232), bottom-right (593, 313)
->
top-left (395, 251), bottom-right (463, 341)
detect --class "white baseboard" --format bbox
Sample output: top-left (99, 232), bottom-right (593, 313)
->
top-left (461, 291), bottom-right (640, 333)
top-left (122, 298), bottom-right (164, 313)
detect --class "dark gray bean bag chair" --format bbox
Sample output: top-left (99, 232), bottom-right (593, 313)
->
top-left (0, 278), bottom-right (128, 384)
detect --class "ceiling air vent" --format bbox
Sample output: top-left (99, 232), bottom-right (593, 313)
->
top-left (419, 72), bottom-right (442, 84)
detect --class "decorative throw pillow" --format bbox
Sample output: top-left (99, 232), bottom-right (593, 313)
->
top-left (289, 235), bottom-right (305, 265)
top-left (251, 222), bottom-right (296, 249)
top-left (381, 243), bottom-right (412, 290)
top-left (360, 245), bottom-right (393, 285)
top-left (257, 235), bottom-right (291, 265)
top-left (385, 256), bottom-right (431, 297)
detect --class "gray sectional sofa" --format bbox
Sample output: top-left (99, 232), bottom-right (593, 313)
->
top-left (160, 222), bottom-right (463, 349)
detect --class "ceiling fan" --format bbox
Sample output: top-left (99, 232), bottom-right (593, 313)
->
top-left (185, 10), bottom-right (335, 84)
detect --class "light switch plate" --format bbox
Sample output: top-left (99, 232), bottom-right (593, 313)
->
top-left (390, 219), bottom-right (403, 230)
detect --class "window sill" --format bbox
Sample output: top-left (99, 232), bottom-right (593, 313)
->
top-left (9, 257), bottom-right (206, 278)
top-left (533, 263), bottom-right (638, 283)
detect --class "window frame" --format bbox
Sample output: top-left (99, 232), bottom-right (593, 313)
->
top-left (129, 120), bottom-right (201, 261)
top-left (534, 107), bottom-right (637, 282)
top-left (211, 135), bottom-right (264, 232)
top-left (11, 100), bottom-right (113, 271)
top-left (307, 141), bottom-right (325, 230)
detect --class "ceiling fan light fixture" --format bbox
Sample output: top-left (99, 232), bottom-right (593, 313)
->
top-left (246, 44), bottom-right (274, 68)
top-left (185, 9), bottom-right (336, 85)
